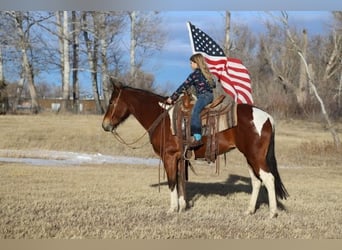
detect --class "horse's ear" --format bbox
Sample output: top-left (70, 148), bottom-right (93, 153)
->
top-left (109, 77), bottom-right (123, 92)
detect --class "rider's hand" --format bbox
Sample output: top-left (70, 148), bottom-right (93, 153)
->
top-left (166, 97), bottom-right (173, 105)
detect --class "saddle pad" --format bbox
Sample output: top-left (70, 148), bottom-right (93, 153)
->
top-left (159, 100), bottom-right (237, 135)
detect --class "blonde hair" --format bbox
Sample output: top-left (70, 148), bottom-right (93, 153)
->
top-left (190, 53), bottom-right (214, 86)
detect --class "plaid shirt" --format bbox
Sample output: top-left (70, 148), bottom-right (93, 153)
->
top-left (170, 69), bottom-right (214, 101)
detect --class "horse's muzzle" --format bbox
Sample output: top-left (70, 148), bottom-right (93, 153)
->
top-left (102, 119), bottom-right (114, 132)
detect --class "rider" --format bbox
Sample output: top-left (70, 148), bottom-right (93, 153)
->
top-left (166, 53), bottom-right (216, 149)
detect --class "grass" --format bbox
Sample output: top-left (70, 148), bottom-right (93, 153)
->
top-left (0, 113), bottom-right (341, 239)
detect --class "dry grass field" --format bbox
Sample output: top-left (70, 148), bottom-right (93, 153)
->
top-left (0, 113), bottom-right (341, 239)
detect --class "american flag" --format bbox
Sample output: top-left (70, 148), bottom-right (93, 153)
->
top-left (187, 22), bottom-right (253, 104)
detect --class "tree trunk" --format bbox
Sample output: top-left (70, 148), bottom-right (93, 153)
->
top-left (129, 11), bottom-right (137, 82)
top-left (99, 13), bottom-right (110, 107)
top-left (82, 12), bottom-right (103, 114)
top-left (297, 29), bottom-right (309, 108)
top-left (60, 11), bottom-right (70, 112)
top-left (0, 47), bottom-right (8, 114)
top-left (23, 49), bottom-right (39, 113)
top-left (93, 12), bottom-right (110, 106)
top-left (0, 47), bottom-right (3, 83)
top-left (72, 11), bottom-right (80, 113)
top-left (224, 11), bottom-right (231, 56)
top-left (14, 12), bottom-right (39, 113)
top-left (13, 65), bottom-right (24, 113)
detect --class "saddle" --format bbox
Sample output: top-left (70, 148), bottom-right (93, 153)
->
top-left (171, 91), bottom-right (237, 164)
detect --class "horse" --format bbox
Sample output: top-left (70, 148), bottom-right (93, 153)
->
top-left (102, 83), bottom-right (289, 218)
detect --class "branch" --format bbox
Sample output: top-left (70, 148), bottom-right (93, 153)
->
top-left (281, 11), bottom-right (341, 148)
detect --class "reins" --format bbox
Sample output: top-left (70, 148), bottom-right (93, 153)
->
top-left (108, 89), bottom-right (172, 191)
top-left (110, 97), bottom-right (171, 150)
top-left (111, 130), bottom-right (150, 149)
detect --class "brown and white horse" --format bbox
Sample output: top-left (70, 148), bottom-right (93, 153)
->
top-left (102, 83), bottom-right (288, 218)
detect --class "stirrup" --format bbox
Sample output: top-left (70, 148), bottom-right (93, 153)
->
top-left (188, 139), bottom-right (203, 149)
top-left (183, 145), bottom-right (193, 160)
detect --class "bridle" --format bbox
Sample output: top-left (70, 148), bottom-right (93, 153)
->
top-left (108, 89), bottom-right (123, 124)
top-left (109, 88), bottom-right (170, 149)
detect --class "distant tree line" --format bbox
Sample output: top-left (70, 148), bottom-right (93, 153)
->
top-left (0, 11), bottom-right (341, 121)
top-left (221, 11), bottom-right (341, 121)
top-left (0, 11), bottom-right (165, 114)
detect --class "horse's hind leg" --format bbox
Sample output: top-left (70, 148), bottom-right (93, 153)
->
top-left (245, 167), bottom-right (261, 215)
top-left (259, 169), bottom-right (278, 218)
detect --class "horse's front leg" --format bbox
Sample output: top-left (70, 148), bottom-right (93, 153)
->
top-left (177, 159), bottom-right (187, 212)
top-left (169, 187), bottom-right (178, 213)
top-left (164, 154), bottom-right (180, 213)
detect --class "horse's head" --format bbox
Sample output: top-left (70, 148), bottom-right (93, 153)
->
top-left (102, 81), bottom-right (130, 132)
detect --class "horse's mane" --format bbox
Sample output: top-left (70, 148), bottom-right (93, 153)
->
top-left (121, 85), bottom-right (166, 101)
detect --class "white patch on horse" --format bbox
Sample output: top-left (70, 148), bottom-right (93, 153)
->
top-left (168, 188), bottom-right (178, 213)
top-left (158, 102), bottom-right (175, 134)
top-left (252, 107), bottom-right (274, 136)
top-left (246, 167), bottom-right (261, 215)
top-left (259, 169), bottom-right (278, 218)
top-left (178, 196), bottom-right (186, 212)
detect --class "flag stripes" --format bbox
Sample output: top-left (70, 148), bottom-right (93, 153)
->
top-left (187, 22), bottom-right (253, 104)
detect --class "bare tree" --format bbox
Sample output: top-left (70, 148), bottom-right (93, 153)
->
top-left (128, 11), bottom-right (137, 80)
top-left (82, 11), bottom-right (103, 114)
top-left (223, 11), bottom-right (231, 56)
top-left (56, 11), bottom-right (71, 112)
top-left (127, 11), bottom-right (166, 88)
top-left (296, 29), bottom-right (309, 108)
top-left (7, 11), bottom-right (40, 113)
top-left (0, 46), bottom-right (8, 114)
top-left (259, 18), bottom-right (304, 114)
top-left (280, 11), bottom-right (340, 147)
top-left (71, 11), bottom-right (80, 113)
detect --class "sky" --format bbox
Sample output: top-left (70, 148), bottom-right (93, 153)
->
top-left (62, 11), bottom-right (333, 96)
top-left (145, 11), bottom-right (334, 94)
top-left (0, 1), bottom-right (340, 11)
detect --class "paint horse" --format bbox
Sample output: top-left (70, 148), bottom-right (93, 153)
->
top-left (102, 83), bottom-right (288, 218)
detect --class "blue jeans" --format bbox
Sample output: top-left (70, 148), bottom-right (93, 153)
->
top-left (191, 92), bottom-right (213, 135)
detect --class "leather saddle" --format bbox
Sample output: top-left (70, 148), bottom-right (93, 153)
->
top-left (172, 91), bottom-right (236, 164)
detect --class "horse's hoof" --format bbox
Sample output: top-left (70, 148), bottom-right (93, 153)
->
top-left (167, 207), bottom-right (178, 214)
top-left (178, 206), bottom-right (186, 213)
top-left (269, 212), bottom-right (278, 218)
top-left (245, 209), bottom-right (255, 215)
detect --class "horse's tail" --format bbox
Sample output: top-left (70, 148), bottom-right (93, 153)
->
top-left (267, 126), bottom-right (289, 200)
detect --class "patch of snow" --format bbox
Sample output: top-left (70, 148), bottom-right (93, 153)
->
top-left (0, 149), bottom-right (159, 167)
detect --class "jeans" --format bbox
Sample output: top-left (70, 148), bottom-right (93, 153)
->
top-left (191, 92), bottom-right (214, 135)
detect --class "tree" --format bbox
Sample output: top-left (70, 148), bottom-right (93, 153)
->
top-left (56, 11), bottom-right (71, 112)
top-left (71, 11), bottom-right (80, 113)
top-left (0, 39), bottom-right (7, 112)
top-left (223, 11), bottom-right (231, 56)
top-left (95, 11), bottom-right (125, 106)
top-left (81, 11), bottom-right (103, 114)
top-left (127, 11), bottom-right (166, 88)
top-left (7, 11), bottom-right (40, 113)
top-left (80, 11), bottom-right (126, 113)
top-left (280, 11), bottom-right (340, 148)
top-left (0, 46), bottom-right (8, 114)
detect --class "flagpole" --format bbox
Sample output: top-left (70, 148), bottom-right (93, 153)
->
top-left (187, 22), bottom-right (196, 55)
